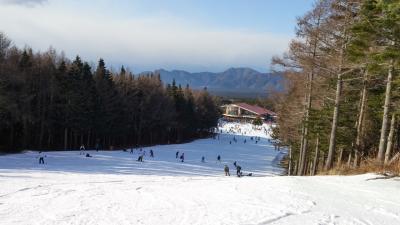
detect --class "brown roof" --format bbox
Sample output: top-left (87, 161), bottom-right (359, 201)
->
top-left (235, 103), bottom-right (276, 116)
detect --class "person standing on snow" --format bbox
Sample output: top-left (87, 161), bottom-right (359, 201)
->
top-left (79, 144), bottom-right (85, 155)
top-left (150, 149), bottom-right (154, 158)
top-left (201, 156), bottom-right (205, 163)
top-left (180, 153), bottom-right (185, 162)
top-left (217, 155), bottom-right (221, 162)
top-left (236, 165), bottom-right (242, 177)
top-left (38, 151), bottom-right (45, 164)
top-left (176, 151), bottom-right (179, 159)
top-left (224, 165), bottom-right (230, 176)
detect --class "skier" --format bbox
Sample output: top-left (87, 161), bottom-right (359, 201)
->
top-left (79, 144), bottom-right (85, 155)
top-left (38, 151), bottom-right (45, 164)
top-left (236, 165), bottom-right (242, 177)
top-left (217, 155), bottom-right (221, 162)
top-left (137, 155), bottom-right (143, 162)
top-left (224, 165), bottom-right (230, 176)
top-left (201, 156), bottom-right (205, 163)
top-left (180, 153), bottom-right (185, 162)
top-left (233, 161), bottom-right (237, 168)
top-left (176, 151), bottom-right (179, 159)
top-left (150, 149), bottom-right (154, 158)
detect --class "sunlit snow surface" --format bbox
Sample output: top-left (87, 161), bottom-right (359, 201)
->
top-left (1, 122), bottom-right (399, 225)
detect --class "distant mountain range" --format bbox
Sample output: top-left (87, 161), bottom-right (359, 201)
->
top-left (155, 68), bottom-right (284, 98)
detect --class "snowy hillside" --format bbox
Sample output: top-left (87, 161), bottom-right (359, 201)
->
top-left (1, 122), bottom-right (399, 225)
top-left (218, 120), bottom-right (274, 139)
top-left (0, 124), bottom-right (284, 176)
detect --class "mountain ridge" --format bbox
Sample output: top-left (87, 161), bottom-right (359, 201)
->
top-left (150, 67), bottom-right (284, 97)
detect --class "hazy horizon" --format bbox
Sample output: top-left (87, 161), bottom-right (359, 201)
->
top-left (0, 0), bottom-right (314, 73)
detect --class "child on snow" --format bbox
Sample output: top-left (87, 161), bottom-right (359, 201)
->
top-left (224, 165), bottom-right (230, 176)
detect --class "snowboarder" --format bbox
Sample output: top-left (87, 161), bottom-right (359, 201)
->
top-left (217, 155), bottom-right (221, 162)
top-left (236, 165), bottom-right (242, 177)
top-left (201, 156), bottom-right (205, 163)
top-left (224, 165), bottom-right (230, 176)
top-left (150, 149), bottom-right (154, 158)
top-left (180, 153), bottom-right (185, 162)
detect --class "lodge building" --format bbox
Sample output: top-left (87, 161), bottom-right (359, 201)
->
top-left (221, 102), bottom-right (276, 123)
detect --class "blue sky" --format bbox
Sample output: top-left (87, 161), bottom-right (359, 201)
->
top-left (0, 0), bottom-right (314, 72)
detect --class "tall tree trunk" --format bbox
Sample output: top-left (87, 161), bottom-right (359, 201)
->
top-left (298, 71), bottom-right (313, 176)
top-left (325, 39), bottom-right (346, 170)
top-left (47, 128), bottom-right (52, 148)
top-left (384, 113), bottom-right (396, 165)
top-left (337, 147), bottom-right (344, 167)
top-left (325, 72), bottom-right (343, 170)
top-left (288, 146), bottom-right (292, 176)
top-left (80, 133), bottom-right (84, 146)
top-left (64, 127), bottom-right (68, 150)
top-left (297, 124), bottom-right (306, 175)
top-left (87, 130), bottom-right (91, 148)
top-left (354, 69), bottom-right (368, 167)
top-left (9, 125), bottom-right (15, 149)
top-left (378, 59), bottom-right (394, 163)
top-left (347, 152), bottom-right (352, 167)
top-left (312, 135), bottom-right (319, 176)
top-left (297, 14), bottom-right (321, 175)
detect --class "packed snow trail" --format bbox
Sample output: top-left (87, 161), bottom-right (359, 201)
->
top-left (1, 122), bottom-right (399, 224)
top-left (0, 128), bottom-right (284, 176)
top-left (0, 173), bottom-right (399, 225)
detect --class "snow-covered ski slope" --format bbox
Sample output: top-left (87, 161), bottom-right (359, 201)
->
top-left (0, 122), bottom-right (283, 176)
top-left (1, 122), bottom-right (399, 225)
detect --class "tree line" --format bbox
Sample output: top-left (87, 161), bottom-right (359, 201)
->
top-left (0, 32), bottom-right (220, 153)
top-left (271, 0), bottom-right (400, 175)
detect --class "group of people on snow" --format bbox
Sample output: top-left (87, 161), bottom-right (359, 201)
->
top-left (35, 142), bottom-right (252, 178)
top-left (224, 161), bottom-right (244, 177)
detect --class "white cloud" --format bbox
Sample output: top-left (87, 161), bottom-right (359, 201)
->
top-left (0, 3), bottom-right (290, 72)
top-left (0, 0), bottom-right (47, 7)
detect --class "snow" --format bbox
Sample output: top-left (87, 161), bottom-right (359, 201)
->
top-left (218, 120), bottom-right (274, 139)
top-left (0, 122), bottom-right (399, 225)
